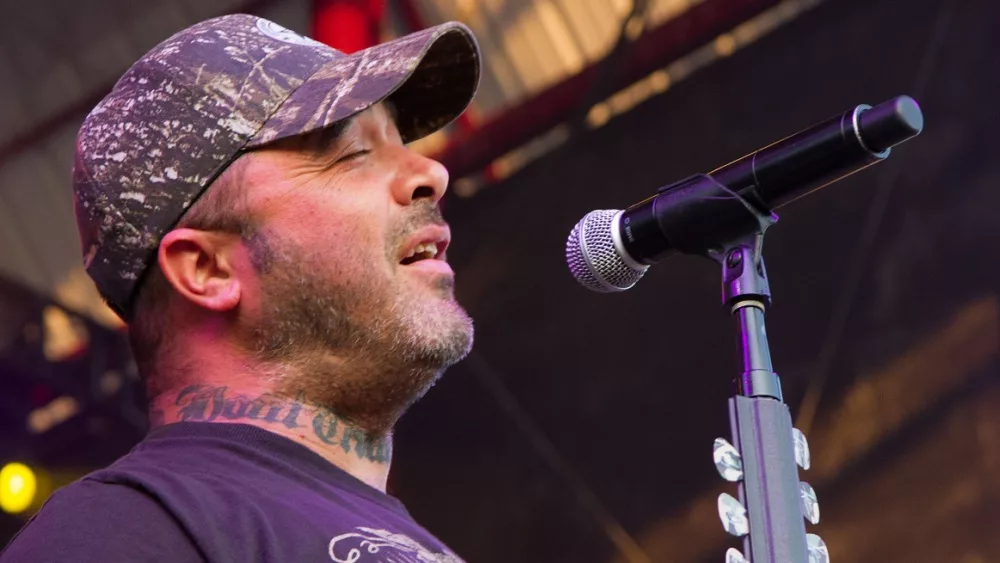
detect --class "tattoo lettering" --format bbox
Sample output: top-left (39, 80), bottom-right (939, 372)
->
top-left (341, 427), bottom-right (390, 463)
top-left (282, 401), bottom-right (303, 428)
top-left (221, 396), bottom-right (248, 419)
top-left (172, 385), bottom-right (390, 464)
top-left (312, 411), bottom-right (339, 445)
top-left (175, 385), bottom-right (300, 429)
top-left (175, 385), bottom-right (212, 420)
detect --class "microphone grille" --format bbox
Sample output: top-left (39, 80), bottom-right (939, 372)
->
top-left (566, 209), bottom-right (647, 292)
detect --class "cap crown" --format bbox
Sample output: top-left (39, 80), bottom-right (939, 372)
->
top-left (73, 15), bottom-right (339, 317)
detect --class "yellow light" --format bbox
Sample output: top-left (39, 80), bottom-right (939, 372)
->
top-left (0, 463), bottom-right (37, 514)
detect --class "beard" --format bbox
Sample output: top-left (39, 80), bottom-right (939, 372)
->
top-left (239, 209), bottom-right (474, 433)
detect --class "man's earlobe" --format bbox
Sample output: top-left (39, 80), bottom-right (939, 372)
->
top-left (158, 229), bottom-right (242, 313)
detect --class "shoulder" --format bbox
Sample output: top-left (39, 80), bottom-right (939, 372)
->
top-left (0, 478), bottom-right (204, 563)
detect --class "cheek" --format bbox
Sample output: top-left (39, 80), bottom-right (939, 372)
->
top-left (279, 199), bottom-right (394, 273)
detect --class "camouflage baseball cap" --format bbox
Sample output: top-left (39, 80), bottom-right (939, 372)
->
top-left (72, 14), bottom-right (480, 320)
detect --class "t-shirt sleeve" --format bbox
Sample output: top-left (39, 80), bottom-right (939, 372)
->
top-left (0, 478), bottom-right (205, 563)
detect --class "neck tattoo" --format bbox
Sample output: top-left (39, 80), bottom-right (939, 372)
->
top-left (166, 384), bottom-right (391, 464)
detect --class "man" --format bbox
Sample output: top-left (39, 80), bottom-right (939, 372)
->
top-left (1, 12), bottom-right (480, 563)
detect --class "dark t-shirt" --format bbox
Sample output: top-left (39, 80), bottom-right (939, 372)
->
top-left (1, 423), bottom-right (463, 562)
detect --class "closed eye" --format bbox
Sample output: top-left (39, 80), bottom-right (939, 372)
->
top-left (339, 149), bottom-right (370, 162)
top-left (315, 148), bottom-right (368, 172)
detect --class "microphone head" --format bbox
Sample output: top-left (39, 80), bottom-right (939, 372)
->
top-left (566, 209), bottom-right (648, 292)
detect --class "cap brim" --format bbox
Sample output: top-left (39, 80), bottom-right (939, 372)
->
top-left (247, 21), bottom-right (480, 148)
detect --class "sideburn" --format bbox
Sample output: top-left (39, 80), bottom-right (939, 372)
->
top-left (244, 228), bottom-right (275, 274)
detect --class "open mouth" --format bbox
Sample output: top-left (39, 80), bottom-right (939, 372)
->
top-left (400, 242), bottom-right (442, 265)
top-left (399, 227), bottom-right (450, 267)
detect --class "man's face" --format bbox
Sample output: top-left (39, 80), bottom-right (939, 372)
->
top-left (234, 103), bottom-right (473, 425)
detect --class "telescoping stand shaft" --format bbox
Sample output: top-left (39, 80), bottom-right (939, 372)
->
top-left (714, 240), bottom-right (821, 563)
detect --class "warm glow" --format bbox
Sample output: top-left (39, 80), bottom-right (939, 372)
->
top-left (27, 396), bottom-right (81, 434)
top-left (624, 15), bottom-right (645, 40)
top-left (713, 33), bottom-right (737, 57)
top-left (0, 463), bottom-right (37, 514)
top-left (54, 268), bottom-right (125, 330)
top-left (408, 129), bottom-right (450, 157)
top-left (582, 0), bottom-right (824, 132)
top-left (42, 306), bottom-right (88, 361)
top-left (586, 102), bottom-right (612, 128)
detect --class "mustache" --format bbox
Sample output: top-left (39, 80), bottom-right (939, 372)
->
top-left (389, 202), bottom-right (447, 255)
top-left (399, 201), bottom-right (446, 233)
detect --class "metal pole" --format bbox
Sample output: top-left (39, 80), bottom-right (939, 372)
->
top-left (713, 243), bottom-right (825, 563)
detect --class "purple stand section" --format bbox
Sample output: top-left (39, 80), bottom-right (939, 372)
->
top-left (729, 395), bottom-right (809, 563)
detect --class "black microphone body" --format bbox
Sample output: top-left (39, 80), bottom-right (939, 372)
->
top-left (617, 96), bottom-right (924, 265)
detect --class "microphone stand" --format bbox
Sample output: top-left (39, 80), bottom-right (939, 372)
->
top-left (638, 97), bottom-right (923, 561)
top-left (696, 195), bottom-right (823, 562)
top-left (569, 97), bottom-right (923, 561)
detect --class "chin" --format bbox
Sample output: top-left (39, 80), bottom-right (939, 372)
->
top-left (428, 315), bottom-right (475, 367)
top-left (407, 301), bottom-right (475, 370)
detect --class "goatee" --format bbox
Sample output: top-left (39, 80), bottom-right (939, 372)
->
top-left (239, 223), bottom-right (473, 433)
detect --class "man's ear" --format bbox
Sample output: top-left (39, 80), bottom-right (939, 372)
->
top-left (157, 228), bottom-right (242, 313)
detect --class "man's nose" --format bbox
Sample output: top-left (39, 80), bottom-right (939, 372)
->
top-left (391, 146), bottom-right (450, 205)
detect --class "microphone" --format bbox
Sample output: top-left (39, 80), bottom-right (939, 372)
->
top-left (566, 95), bottom-right (924, 292)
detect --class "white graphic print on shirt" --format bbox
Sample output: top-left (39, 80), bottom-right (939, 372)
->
top-left (328, 527), bottom-right (465, 562)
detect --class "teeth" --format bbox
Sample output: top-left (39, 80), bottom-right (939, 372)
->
top-left (406, 242), bottom-right (438, 260)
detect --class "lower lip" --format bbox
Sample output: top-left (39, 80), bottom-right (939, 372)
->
top-left (403, 259), bottom-right (454, 276)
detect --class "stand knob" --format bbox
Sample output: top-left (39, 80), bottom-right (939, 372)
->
top-left (718, 493), bottom-right (749, 536)
top-left (799, 482), bottom-right (820, 525)
top-left (807, 534), bottom-right (830, 563)
top-left (713, 438), bottom-right (744, 481)
top-left (793, 428), bottom-right (811, 470)
top-left (725, 547), bottom-right (749, 563)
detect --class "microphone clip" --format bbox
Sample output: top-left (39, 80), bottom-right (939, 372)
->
top-left (712, 237), bottom-right (771, 310)
top-left (655, 172), bottom-right (776, 309)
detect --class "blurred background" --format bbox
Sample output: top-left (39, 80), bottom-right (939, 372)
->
top-left (0, 0), bottom-right (997, 561)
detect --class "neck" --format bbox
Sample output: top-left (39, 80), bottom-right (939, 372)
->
top-left (149, 384), bottom-right (393, 492)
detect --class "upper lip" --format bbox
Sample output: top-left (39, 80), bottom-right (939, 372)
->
top-left (399, 224), bottom-right (451, 263)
